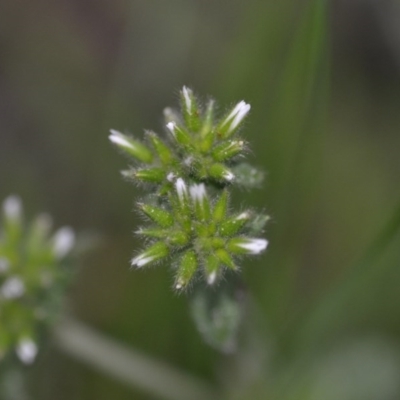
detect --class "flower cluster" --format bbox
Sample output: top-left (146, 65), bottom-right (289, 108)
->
top-left (110, 87), bottom-right (268, 290)
top-left (0, 196), bottom-right (75, 365)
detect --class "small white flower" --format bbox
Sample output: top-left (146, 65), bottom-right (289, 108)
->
top-left (236, 238), bottom-right (268, 254)
top-left (182, 86), bottom-right (192, 114)
top-left (222, 101), bottom-right (251, 135)
top-left (3, 195), bottom-right (22, 220)
top-left (16, 338), bottom-right (38, 365)
top-left (175, 178), bottom-right (188, 203)
top-left (53, 227), bottom-right (75, 259)
top-left (131, 254), bottom-right (156, 268)
top-left (1, 277), bottom-right (25, 299)
top-left (189, 183), bottom-right (206, 203)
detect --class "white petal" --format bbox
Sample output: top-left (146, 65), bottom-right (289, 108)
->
top-left (207, 271), bottom-right (217, 285)
top-left (16, 339), bottom-right (38, 365)
top-left (109, 129), bottom-right (135, 150)
top-left (222, 101), bottom-right (251, 134)
top-left (189, 183), bottom-right (206, 202)
top-left (182, 86), bottom-right (192, 114)
top-left (131, 254), bottom-right (155, 268)
top-left (238, 238), bottom-right (268, 254)
top-left (53, 227), bottom-right (75, 259)
top-left (166, 122), bottom-right (176, 134)
top-left (230, 102), bottom-right (251, 132)
top-left (175, 178), bottom-right (188, 202)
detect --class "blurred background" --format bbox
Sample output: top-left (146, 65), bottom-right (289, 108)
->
top-left (1, 0), bottom-right (400, 399)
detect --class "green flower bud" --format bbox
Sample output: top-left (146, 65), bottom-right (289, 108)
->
top-left (139, 204), bottom-right (174, 228)
top-left (131, 241), bottom-right (169, 268)
top-left (166, 122), bottom-right (191, 146)
top-left (218, 211), bottom-right (251, 237)
top-left (109, 130), bottom-right (153, 163)
top-left (175, 250), bottom-right (197, 290)
top-left (212, 140), bottom-right (245, 162)
top-left (215, 249), bottom-right (236, 270)
top-left (208, 163), bottom-right (235, 183)
top-left (168, 231), bottom-right (189, 246)
top-left (199, 100), bottom-right (215, 148)
top-left (204, 253), bottom-right (220, 285)
top-left (147, 132), bottom-right (173, 165)
top-left (181, 86), bottom-right (201, 133)
top-left (136, 228), bottom-right (169, 239)
top-left (212, 190), bottom-right (229, 223)
top-left (135, 168), bottom-right (165, 183)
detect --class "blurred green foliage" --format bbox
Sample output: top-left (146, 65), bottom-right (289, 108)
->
top-left (1, 0), bottom-right (400, 399)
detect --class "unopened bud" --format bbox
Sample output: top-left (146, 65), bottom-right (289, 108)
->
top-left (215, 249), bottom-right (236, 270)
top-left (139, 204), bottom-right (174, 228)
top-left (135, 168), bottom-right (165, 183)
top-left (218, 211), bottom-right (251, 237)
top-left (175, 250), bottom-right (197, 290)
top-left (212, 190), bottom-right (229, 223)
top-left (218, 101), bottom-right (250, 138)
top-left (209, 163), bottom-right (235, 182)
top-left (212, 140), bottom-right (245, 162)
top-left (147, 132), bottom-right (173, 165)
top-left (166, 122), bottom-right (191, 146)
top-left (109, 130), bottom-right (153, 163)
top-left (228, 237), bottom-right (268, 255)
top-left (131, 242), bottom-right (169, 268)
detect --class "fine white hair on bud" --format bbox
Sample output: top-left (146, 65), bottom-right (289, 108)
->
top-left (182, 86), bottom-right (192, 114)
top-left (16, 338), bottom-right (38, 365)
top-left (131, 254), bottom-right (155, 268)
top-left (224, 101), bottom-right (251, 135)
top-left (52, 227), bottom-right (75, 259)
top-left (109, 129), bottom-right (135, 150)
top-left (3, 195), bottom-right (22, 220)
top-left (175, 178), bottom-right (188, 202)
top-left (1, 277), bottom-right (25, 299)
top-left (189, 183), bottom-right (207, 203)
top-left (237, 238), bottom-right (268, 254)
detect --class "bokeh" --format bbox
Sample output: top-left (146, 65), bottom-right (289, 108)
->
top-left (1, 0), bottom-right (400, 399)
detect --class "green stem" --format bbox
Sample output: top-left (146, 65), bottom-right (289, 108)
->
top-left (54, 318), bottom-right (220, 400)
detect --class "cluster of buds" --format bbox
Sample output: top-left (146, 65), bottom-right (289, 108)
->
top-left (0, 196), bottom-right (75, 365)
top-left (110, 87), bottom-right (268, 290)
